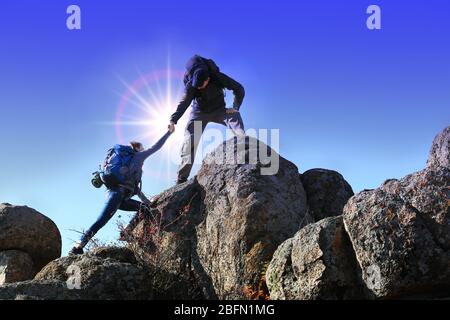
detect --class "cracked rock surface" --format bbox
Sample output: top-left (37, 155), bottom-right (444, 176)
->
top-left (343, 126), bottom-right (450, 299)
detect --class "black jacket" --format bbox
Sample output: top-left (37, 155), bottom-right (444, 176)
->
top-left (170, 62), bottom-right (245, 124)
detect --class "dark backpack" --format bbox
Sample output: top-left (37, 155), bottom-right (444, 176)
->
top-left (100, 145), bottom-right (136, 188)
top-left (183, 55), bottom-right (221, 87)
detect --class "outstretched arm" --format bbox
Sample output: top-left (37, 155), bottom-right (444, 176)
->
top-left (217, 72), bottom-right (245, 110)
top-left (170, 86), bottom-right (196, 124)
top-left (139, 131), bottom-right (172, 161)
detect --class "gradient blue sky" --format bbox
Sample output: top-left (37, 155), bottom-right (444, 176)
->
top-left (1, 0), bottom-right (449, 253)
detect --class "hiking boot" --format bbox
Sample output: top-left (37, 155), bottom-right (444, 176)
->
top-left (69, 246), bottom-right (84, 256)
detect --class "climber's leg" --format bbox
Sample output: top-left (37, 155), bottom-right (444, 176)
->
top-left (119, 198), bottom-right (141, 211)
top-left (69, 189), bottom-right (124, 255)
top-left (177, 112), bottom-right (207, 184)
top-left (119, 198), bottom-right (145, 239)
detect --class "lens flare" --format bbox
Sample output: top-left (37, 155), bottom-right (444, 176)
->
top-left (115, 69), bottom-right (186, 147)
top-left (103, 68), bottom-right (189, 182)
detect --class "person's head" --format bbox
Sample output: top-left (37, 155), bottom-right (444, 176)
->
top-left (192, 68), bottom-right (210, 90)
top-left (130, 141), bottom-right (144, 152)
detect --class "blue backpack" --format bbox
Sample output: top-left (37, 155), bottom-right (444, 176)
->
top-left (100, 145), bottom-right (136, 188)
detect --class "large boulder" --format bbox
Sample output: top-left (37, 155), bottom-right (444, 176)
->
top-left (0, 250), bottom-right (35, 285)
top-left (267, 126), bottom-right (450, 300)
top-left (0, 247), bottom-right (153, 300)
top-left (0, 246), bottom-right (193, 300)
top-left (343, 167), bottom-right (450, 299)
top-left (0, 204), bottom-right (61, 272)
top-left (301, 169), bottom-right (354, 222)
top-left (33, 246), bottom-right (153, 300)
top-left (129, 137), bottom-right (311, 299)
top-left (130, 177), bottom-right (219, 300)
top-left (266, 216), bottom-right (364, 300)
top-left (427, 126), bottom-right (450, 168)
top-left (0, 280), bottom-right (85, 300)
top-left (195, 137), bottom-right (310, 299)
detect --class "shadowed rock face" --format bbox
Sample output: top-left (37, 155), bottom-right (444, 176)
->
top-left (195, 137), bottom-right (310, 299)
top-left (267, 126), bottom-right (449, 300)
top-left (343, 126), bottom-right (450, 299)
top-left (0, 246), bottom-right (194, 300)
top-left (0, 280), bottom-right (84, 300)
top-left (301, 169), bottom-right (354, 222)
top-left (0, 247), bottom-right (154, 300)
top-left (0, 250), bottom-right (35, 285)
top-left (343, 167), bottom-right (450, 299)
top-left (0, 204), bottom-right (61, 273)
top-left (34, 246), bottom-right (154, 300)
top-left (266, 216), bottom-right (365, 300)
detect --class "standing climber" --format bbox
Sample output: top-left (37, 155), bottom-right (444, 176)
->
top-left (69, 130), bottom-right (172, 255)
top-left (168, 55), bottom-right (246, 184)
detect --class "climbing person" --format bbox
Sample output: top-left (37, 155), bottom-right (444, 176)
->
top-left (168, 55), bottom-right (246, 184)
top-left (69, 130), bottom-right (172, 255)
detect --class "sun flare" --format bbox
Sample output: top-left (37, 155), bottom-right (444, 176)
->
top-left (99, 67), bottom-right (190, 182)
top-left (114, 68), bottom-right (187, 149)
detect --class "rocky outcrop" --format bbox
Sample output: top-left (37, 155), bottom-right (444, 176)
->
top-left (0, 280), bottom-right (85, 300)
top-left (1, 247), bottom-right (145, 299)
top-left (0, 204), bottom-right (61, 273)
top-left (343, 126), bottom-right (450, 299)
top-left (0, 250), bottom-right (35, 285)
top-left (195, 137), bottom-right (310, 299)
top-left (343, 166), bottom-right (450, 299)
top-left (0, 246), bottom-right (193, 300)
top-left (33, 246), bottom-right (153, 300)
top-left (427, 126), bottom-right (450, 168)
top-left (129, 137), bottom-right (311, 299)
top-left (266, 216), bottom-right (364, 300)
top-left (301, 169), bottom-right (354, 222)
top-left (266, 125), bottom-right (449, 300)
top-left (2, 126), bottom-right (448, 300)
top-left (128, 178), bottom-right (205, 298)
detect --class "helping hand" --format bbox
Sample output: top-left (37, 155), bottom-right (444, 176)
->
top-left (168, 121), bottom-right (176, 133)
top-left (226, 108), bottom-right (239, 114)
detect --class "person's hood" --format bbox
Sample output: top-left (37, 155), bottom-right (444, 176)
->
top-left (186, 55), bottom-right (207, 73)
top-left (192, 69), bottom-right (210, 88)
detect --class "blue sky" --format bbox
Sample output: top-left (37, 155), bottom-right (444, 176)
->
top-left (1, 0), bottom-right (449, 253)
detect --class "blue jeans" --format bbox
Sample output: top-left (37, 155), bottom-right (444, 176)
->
top-left (79, 188), bottom-right (141, 247)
